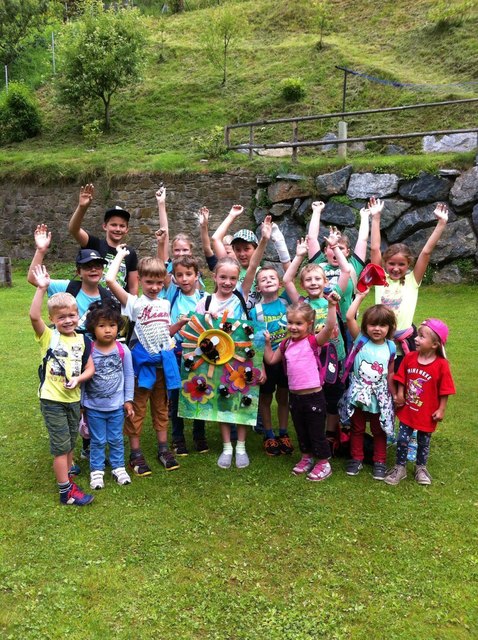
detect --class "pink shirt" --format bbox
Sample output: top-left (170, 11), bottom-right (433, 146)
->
top-left (285, 337), bottom-right (322, 392)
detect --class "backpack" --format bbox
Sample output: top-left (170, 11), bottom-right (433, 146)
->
top-left (279, 334), bottom-right (338, 386)
top-left (38, 330), bottom-right (92, 391)
top-left (340, 334), bottom-right (396, 384)
top-left (91, 340), bottom-right (125, 362)
top-left (204, 290), bottom-right (250, 320)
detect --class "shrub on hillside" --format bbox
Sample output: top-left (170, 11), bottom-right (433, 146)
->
top-left (0, 83), bottom-right (42, 144)
top-left (280, 77), bottom-right (306, 102)
top-left (191, 125), bottom-right (228, 159)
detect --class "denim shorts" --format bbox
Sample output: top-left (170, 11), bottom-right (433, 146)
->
top-left (40, 399), bottom-right (80, 456)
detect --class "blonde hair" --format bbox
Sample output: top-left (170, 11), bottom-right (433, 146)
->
top-left (48, 293), bottom-right (77, 315)
top-left (138, 257), bottom-right (167, 279)
top-left (299, 263), bottom-right (327, 286)
top-left (213, 257), bottom-right (241, 292)
top-left (172, 233), bottom-right (194, 252)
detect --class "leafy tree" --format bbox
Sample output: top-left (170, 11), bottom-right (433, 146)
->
top-left (0, 0), bottom-right (55, 67)
top-left (202, 5), bottom-right (246, 87)
top-left (311, 0), bottom-right (332, 50)
top-left (56, 0), bottom-right (146, 130)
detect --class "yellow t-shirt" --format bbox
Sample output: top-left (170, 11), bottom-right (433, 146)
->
top-left (375, 271), bottom-right (419, 331)
top-left (36, 327), bottom-right (87, 403)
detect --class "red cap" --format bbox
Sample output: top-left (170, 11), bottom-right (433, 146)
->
top-left (357, 263), bottom-right (388, 292)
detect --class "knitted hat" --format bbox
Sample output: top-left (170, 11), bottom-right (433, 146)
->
top-left (231, 229), bottom-right (258, 246)
top-left (357, 263), bottom-right (388, 292)
top-left (421, 318), bottom-right (449, 358)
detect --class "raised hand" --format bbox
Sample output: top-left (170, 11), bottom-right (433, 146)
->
top-left (229, 204), bottom-right (244, 219)
top-left (295, 236), bottom-right (309, 258)
top-left (79, 184), bottom-right (94, 208)
top-left (156, 185), bottom-right (166, 204)
top-left (261, 215), bottom-right (273, 241)
top-left (325, 226), bottom-right (341, 248)
top-left (367, 196), bottom-right (384, 217)
top-left (434, 202), bottom-right (448, 223)
top-left (34, 224), bottom-right (52, 252)
top-left (197, 206), bottom-right (209, 226)
top-left (32, 264), bottom-right (50, 289)
top-left (116, 243), bottom-right (130, 259)
top-left (312, 201), bottom-right (325, 215)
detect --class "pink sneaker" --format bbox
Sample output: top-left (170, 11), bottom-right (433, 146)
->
top-left (292, 456), bottom-right (315, 475)
top-left (306, 461), bottom-right (332, 482)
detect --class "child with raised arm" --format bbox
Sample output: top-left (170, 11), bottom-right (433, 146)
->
top-left (211, 204), bottom-right (291, 308)
top-left (249, 266), bottom-right (292, 457)
top-left (195, 217), bottom-right (272, 469)
top-left (30, 265), bottom-right (95, 506)
top-left (105, 247), bottom-right (188, 476)
top-left (82, 299), bottom-right (135, 490)
top-left (307, 199), bottom-right (376, 327)
top-left (68, 183), bottom-right (139, 295)
top-left (264, 300), bottom-right (338, 481)
top-left (283, 232), bottom-right (350, 442)
top-left (370, 202), bottom-right (449, 363)
top-left (385, 318), bottom-right (456, 486)
top-left (338, 290), bottom-right (397, 480)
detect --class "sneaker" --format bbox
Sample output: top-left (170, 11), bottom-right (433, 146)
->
top-left (415, 465), bottom-right (432, 485)
top-left (60, 482), bottom-right (94, 506)
top-left (292, 456), bottom-right (315, 476)
top-left (172, 440), bottom-right (189, 457)
top-left (194, 438), bottom-right (209, 453)
top-left (306, 461), bottom-right (332, 482)
top-left (158, 450), bottom-right (180, 471)
top-left (277, 434), bottom-right (294, 455)
top-left (346, 459), bottom-right (363, 476)
top-left (217, 451), bottom-right (233, 469)
top-left (111, 467), bottom-right (131, 485)
top-left (68, 463), bottom-right (81, 477)
top-left (384, 464), bottom-right (407, 486)
top-left (372, 462), bottom-right (387, 481)
top-left (90, 470), bottom-right (105, 490)
top-left (263, 437), bottom-right (281, 457)
top-left (80, 447), bottom-right (90, 461)
top-left (129, 454), bottom-right (152, 477)
top-left (235, 450), bottom-right (250, 469)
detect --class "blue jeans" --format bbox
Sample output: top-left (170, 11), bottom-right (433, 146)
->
top-left (85, 407), bottom-right (126, 471)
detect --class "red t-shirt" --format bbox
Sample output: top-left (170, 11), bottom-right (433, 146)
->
top-left (394, 351), bottom-right (456, 432)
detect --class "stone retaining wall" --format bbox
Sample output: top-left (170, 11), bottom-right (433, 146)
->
top-left (1, 165), bottom-right (477, 283)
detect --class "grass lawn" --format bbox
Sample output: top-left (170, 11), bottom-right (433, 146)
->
top-left (0, 264), bottom-right (477, 639)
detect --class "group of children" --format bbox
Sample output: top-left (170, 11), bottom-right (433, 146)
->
top-left (29, 185), bottom-right (456, 506)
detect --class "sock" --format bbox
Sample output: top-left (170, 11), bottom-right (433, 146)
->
top-left (264, 429), bottom-right (276, 440)
top-left (236, 440), bottom-right (246, 455)
top-left (158, 443), bottom-right (168, 454)
top-left (223, 442), bottom-right (233, 455)
top-left (58, 480), bottom-right (71, 495)
top-left (130, 448), bottom-right (142, 459)
top-left (278, 427), bottom-right (288, 436)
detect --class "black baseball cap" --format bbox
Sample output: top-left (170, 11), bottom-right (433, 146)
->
top-left (104, 205), bottom-right (131, 223)
top-left (76, 249), bottom-right (107, 265)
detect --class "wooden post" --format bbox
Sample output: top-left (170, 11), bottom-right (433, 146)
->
top-left (292, 120), bottom-right (298, 163)
top-left (338, 120), bottom-right (348, 159)
top-left (249, 125), bottom-right (254, 160)
top-left (0, 257), bottom-right (12, 287)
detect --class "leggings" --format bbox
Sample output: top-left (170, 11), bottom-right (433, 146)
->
top-left (396, 423), bottom-right (432, 466)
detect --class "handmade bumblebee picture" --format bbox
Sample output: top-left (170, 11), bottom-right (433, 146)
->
top-left (178, 312), bottom-right (264, 426)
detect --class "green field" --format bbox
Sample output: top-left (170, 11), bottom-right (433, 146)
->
top-left (1, 0), bottom-right (478, 180)
top-left (1, 265), bottom-right (477, 639)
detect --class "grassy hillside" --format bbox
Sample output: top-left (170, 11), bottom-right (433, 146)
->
top-left (2, 0), bottom-right (478, 181)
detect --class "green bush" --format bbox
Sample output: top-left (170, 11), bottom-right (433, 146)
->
top-left (191, 125), bottom-right (228, 159)
top-left (280, 77), bottom-right (306, 102)
top-left (0, 82), bottom-right (42, 144)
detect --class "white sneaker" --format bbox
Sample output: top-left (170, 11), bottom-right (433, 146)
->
top-left (111, 467), bottom-right (131, 485)
top-left (90, 470), bottom-right (105, 490)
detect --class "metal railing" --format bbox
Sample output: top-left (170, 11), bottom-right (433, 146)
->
top-left (224, 97), bottom-right (478, 161)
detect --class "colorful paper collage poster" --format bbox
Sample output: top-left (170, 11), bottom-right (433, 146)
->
top-left (178, 314), bottom-right (265, 426)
